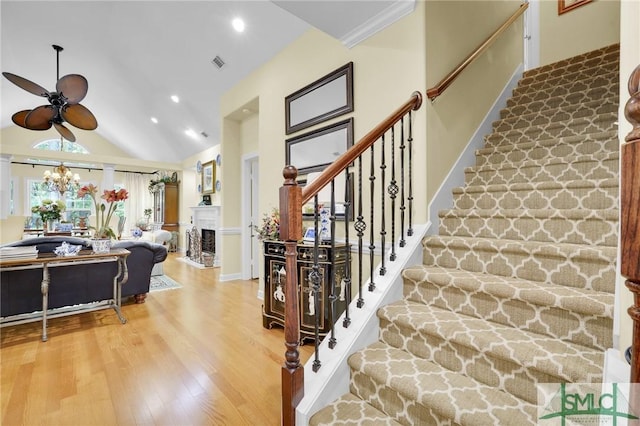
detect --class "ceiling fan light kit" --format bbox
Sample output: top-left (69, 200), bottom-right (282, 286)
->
top-left (2, 44), bottom-right (98, 143)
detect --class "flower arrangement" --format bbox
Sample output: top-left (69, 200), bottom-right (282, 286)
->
top-left (31, 199), bottom-right (66, 223)
top-left (77, 184), bottom-right (129, 239)
top-left (254, 208), bottom-right (280, 241)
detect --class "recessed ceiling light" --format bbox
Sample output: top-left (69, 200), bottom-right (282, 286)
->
top-left (185, 129), bottom-right (198, 139)
top-left (151, 117), bottom-right (158, 124)
top-left (171, 95), bottom-right (180, 103)
top-left (232, 18), bottom-right (245, 33)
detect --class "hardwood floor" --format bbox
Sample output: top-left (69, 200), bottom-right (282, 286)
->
top-left (1, 253), bottom-right (314, 425)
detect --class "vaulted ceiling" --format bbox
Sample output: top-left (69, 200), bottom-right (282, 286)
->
top-left (1, 1), bottom-right (412, 164)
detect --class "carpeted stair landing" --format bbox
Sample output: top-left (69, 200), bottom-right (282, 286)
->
top-left (310, 44), bottom-right (619, 425)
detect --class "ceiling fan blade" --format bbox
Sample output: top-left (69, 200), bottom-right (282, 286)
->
top-left (62, 103), bottom-right (98, 130)
top-left (2, 72), bottom-right (49, 97)
top-left (11, 110), bottom-right (31, 128)
top-left (56, 74), bottom-right (88, 104)
top-left (54, 122), bottom-right (76, 142)
top-left (24, 105), bottom-right (55, 130)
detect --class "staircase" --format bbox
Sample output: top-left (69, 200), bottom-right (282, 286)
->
top-left (309, 44), bottom-right (620, 425)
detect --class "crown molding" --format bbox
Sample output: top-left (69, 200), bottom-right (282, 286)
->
top-left (341, 0), bottom-right (416, 49)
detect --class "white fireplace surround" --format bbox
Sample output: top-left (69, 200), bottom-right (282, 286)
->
top-left (190, 206), bottom-right (221, 267)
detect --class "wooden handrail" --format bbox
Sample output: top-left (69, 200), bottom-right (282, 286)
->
top-left (426, 2), bottom-right (528, 101)
top-left (622, 63), bottom-right (640, 415)
top-left (301, 91), bottom-right (423, 205)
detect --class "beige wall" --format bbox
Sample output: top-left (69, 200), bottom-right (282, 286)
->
top-left (425, 0), bottom-right (524, 208)
top-left (539, 0), bottom-right (620, 66)
top-left (218, 2), bottom-right (427, 278)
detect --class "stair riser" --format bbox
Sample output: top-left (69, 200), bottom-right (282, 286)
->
top-left (496, 99), bottom-right (617, 131)
top-left (485, 114), bottom-right (616, 149)
top-left (422, 239), bottom-right (616, 292)
top-left (512, 72), bottom-right (618, 99)
top-left (402, 280), bottom-right (613, 350)
top-left (466, 157), bottom-right (618, 186)
top-left (439, 214), bottom-right (618, 246)
top-left (522, 45), bottom-right (618, 80)
top-left (476, 137), bottom-right (618, 166)
top-left (378, 319), bottom-right (600, 405)
top-left (517, 61), bottom-right (619, 94)
top-left (452, 185), bottom-right (618, 211)
top-left (505, 84), bottom-right (619, 112)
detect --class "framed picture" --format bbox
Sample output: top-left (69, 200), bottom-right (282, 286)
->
top-left (201, 160), bottom-right (215, 194)
top-left (286, 118), bottom-right (354, 175)
top-left (285, 62), bottom-right (353, 135)
top-left (558, 0), bottom-right (592, 14)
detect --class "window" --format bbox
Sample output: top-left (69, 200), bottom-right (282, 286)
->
top-left (34, 139), bottom-right (89, 154)
top-left (26, 181), bottom-right (126, 229)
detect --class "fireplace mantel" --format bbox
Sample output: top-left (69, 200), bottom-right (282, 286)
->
top-left (189, 206), bottom-right (220, 266)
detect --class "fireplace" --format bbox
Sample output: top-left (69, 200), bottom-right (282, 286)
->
top-left (187, 205), bottom-right (220, 267)
top-left (202, 229), bottom-right (215, 253)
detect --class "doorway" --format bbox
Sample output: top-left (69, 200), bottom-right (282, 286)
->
top-left (242, 153), bottom-right (260, 280)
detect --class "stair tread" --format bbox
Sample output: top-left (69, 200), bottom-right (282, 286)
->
top-left (466, 151), bottom-right (619, 173)
top-left (494, 98), bottom-right (617, 128)
top-left (439, 207), bottom-right (618, 220)
top-left (476, 130), bottom-right (618, 155)
top-left (512, 70), bottom-right (618, 98)
top-left (349, 342), bottom-right (537, 425)
top-left (403, 264), bottom-right (613, 318)
top-left (309, 393), bottom-right (403, 426)
top-left (453, 178), bottom-right (619, 193)
top-left (507, 79), bottom-right (619, 109)
top-left (486, 112), bottom-right (617, 142)
top-left (517, 61), bottom-right (618, 91)
top-left (378, 300), bottom-right (605, 383)
top-left (423, 234), bottom-right (617, 257)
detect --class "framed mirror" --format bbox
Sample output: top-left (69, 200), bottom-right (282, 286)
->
top-left (285, 62), bottom-right (353, 135)
top-left (286, 118), bottom-right (353, 175)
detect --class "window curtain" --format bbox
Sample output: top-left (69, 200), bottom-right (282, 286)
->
top-left (123, 173), bottom-right (153, 234)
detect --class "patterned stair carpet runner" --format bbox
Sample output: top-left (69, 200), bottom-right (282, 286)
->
top-left (310, 44), bottom-right (620, 425)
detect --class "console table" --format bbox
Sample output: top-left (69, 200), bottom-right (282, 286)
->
top-left (262, 241), bottom-right (348, 343)
top-left (0, 248), bottom-right (130, 341)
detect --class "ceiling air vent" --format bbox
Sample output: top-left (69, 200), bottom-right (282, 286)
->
top-left (212, 55), bottom-right (225, 69)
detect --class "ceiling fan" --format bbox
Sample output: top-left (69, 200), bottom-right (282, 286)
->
top-left (2, 44), bottom-right (98, 142)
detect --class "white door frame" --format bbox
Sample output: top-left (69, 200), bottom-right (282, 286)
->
top-left (241, 152), bottom-right (259, 281)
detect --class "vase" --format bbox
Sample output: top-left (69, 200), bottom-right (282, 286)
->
top-left (46, 219), bottom-right (57, 233)
top-left (91, 238), bottom-right (112, 254)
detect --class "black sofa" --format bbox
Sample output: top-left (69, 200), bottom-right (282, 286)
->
top-left (1, 236), bottom-right (168, 318)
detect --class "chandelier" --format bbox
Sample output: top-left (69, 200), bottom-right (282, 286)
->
top-left (42, 164), bottom-right (80, 196)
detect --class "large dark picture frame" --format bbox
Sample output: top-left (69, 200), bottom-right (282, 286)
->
top-left (286, 118), bottom-right (354, 175)
top-left (285, 62), bottom-right (354, 135)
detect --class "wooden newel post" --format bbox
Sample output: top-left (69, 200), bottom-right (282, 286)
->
top-left (280, 165), bottom-right (303, 426)
top-left (622, 64), bottom-right (640, 414)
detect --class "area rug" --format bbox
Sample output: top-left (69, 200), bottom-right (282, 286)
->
top-left (149, 275), bottom-right (182, 292)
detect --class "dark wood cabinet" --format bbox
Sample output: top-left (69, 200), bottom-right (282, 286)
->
top-left (262, 240), bottom-right (348, 343)
top-left (153, 182), bottom-right (179, 233)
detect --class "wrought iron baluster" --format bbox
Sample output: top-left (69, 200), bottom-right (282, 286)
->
top-left (408, 110), bottom-right (414, 236)
top-left (379, 133), bottom-right (387, 276)
top-left (388, 125), bottom-right (398, 261)
top-left (342, 169), bottom-right (352, 328)
top-left (399, 117), bottom-right (406, 247)
top-left (328, 180), bottom-right (338, 349)
top-left (368, 145), bottom-right (376, 291)
top-left (311, 194), bottom-right (321, 372)
top-left (355, 156), bottom-right (366, 308)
